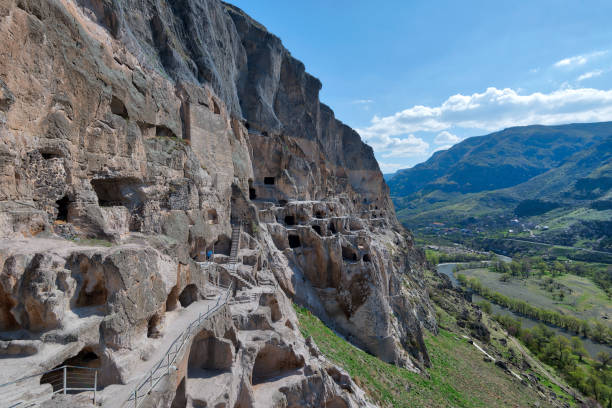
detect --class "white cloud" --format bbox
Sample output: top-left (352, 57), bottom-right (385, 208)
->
top-left (378, 162), bottom-right (407, 173)
top-left (352, 99), bottom-right (374, 104)
top-left (577, 70), bottom-right (603, 81)
top-left (434, 131), bottom-right (461, 145)
top-left (554, 51), bottom-right (607, 68)
top-left (358, 87), bottom-right (612, 141)
top-left (366, 133), bottom-right (429, 159)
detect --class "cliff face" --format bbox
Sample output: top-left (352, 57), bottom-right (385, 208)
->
top-left (0, 0), bottom-right (435, 406)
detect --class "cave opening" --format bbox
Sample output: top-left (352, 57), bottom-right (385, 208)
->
top-left (207, 209), bottom-right (219, 224)
top-left (251, 344), bottom-right (304, 385)
top-left (170, 377), bottom-right (187, 408)
top-left (284, 215), bottom-right (295, 226)
top-left (212, 99), bottom-right (221, 115)
top-left (178, 284), bottom-right (199, 308)
top-left (166, 285), bottom-right (180, 311)
top-left (155, 125), bottom-right (177, 139)
top-left (329, 222), bottom-right (337, 234)
top-left (288, 235), bottom-right (301, 248)
top-left (56, 195), bottom-right (70, 222)
top-left (110, 95), bottom-right (128, 119)
top-left (278, 199), bottom-right (288, 206)
top-left (40, 346), bottom-right (102, 391)
top-left (76, 276), bottom-right (107, 308)
top-left (147, 312), bottom-right (163, 338)
top-left (264, 177), bottom-right (275, 185)
top-left (248, 179), bottom-right (257, 200)
top-left (363, 254), bottom-right (372, 262)
top-left (315, 211), bottom-right (325, 219)
top-left (312, 225), bottom-right (322, 236)
top-left (188, 330), bottom-right (233, 376)
top-left (342, 246), bottom-right (358, 262)
top-left (91, 177), bottom-right (143, 208)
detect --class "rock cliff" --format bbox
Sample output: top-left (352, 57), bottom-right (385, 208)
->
top-left (0, 0), bottom-right (436, 406)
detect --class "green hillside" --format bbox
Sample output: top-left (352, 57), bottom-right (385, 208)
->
top-left (388, 122), bottom-right (612, 252)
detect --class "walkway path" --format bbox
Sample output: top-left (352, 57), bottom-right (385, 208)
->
top-left (99, 288), bottom-right (229, 408)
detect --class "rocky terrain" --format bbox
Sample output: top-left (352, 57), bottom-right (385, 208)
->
top-left (0, 0), bottom-right (435, 406)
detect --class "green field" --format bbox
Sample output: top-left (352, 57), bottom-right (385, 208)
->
top-left (294, 305), bottom-right (554, 408)
top-left (456, 268), bottom-right (611, 325)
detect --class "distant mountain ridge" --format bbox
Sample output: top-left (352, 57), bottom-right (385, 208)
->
top-left (387, 122), bottom-right (612, 251)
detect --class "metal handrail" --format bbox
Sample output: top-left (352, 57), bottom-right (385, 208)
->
top-left (0, 365), bottom-right (98, 407)
top-left (125, 281), bottom-right (233, 408)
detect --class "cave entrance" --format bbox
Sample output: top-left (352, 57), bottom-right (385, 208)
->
top-left (56, 195), bottom-right (70, 222)
top-left (264, 177), bottom-right (275, 185)
top-left (342, 246), bottom-right (358, 262)
top-left (91, 177), bottom-right (144, 208)
top-left (248, 179), bottom-right (257, 200)
top-left (170, 377), bottom-right (186, 408)
top-left (315, 211), bottom-right (325, 219)
top-left (329, 222), bottom-right (337, 234)
top-left (40, 347), bottom-right (101, 391)
top-left (76, 275), bottom-right (107, 308)
top-left (363, 254), bottom-right (372, 262)
top-left (312, 225), bottom-right (322, 236)
top-left (147, 312), bottom-right (163, 338)
top-left (166, 285), bottom-right (180, 311)
top-left (212, 235), bottom-right (231, 256)
top-left (278, 199), bottom-right (288, 206)
top-left (284, 215), bottom-right (295, 226)
top-left (110, 96), bottom-right (128, 119)
top-left (188, 329), bottom-right (233, 377)
top-left (251, 344), bottom-right (304, 385)
top-left (288, 235), bottom-right (301, 248)
top-left (178, 284), bottom-right (199, 308)
top-left (207, 209), bottom-right (219, 225)
top-left (0, 287), bottom-right (19, 331)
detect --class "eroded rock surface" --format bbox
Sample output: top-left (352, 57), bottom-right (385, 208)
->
top-left (0, 0), bottom-right (435, 406)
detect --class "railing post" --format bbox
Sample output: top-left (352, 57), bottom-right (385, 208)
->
top-left (149, 369), bottom-right (153, 392)
top-left (167, 353), bottom-right (170, 375)
top-left (93, 370), bottom-right (97, 404)
top-left (134, 389), bottom-right (138, 408)
top-left (63, 366), bottom-right (67, 395)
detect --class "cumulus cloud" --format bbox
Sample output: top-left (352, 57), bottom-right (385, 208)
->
top-left (577, 70), bottom-right (603, 81)
top-left (554, 51), bottom-right (607, 68)
top-left (366, 133), bottom-right (429, 159)
top-left (358, 87), bottom-right (612, 140)
top-left (434, 131), bottom-right (461, 145)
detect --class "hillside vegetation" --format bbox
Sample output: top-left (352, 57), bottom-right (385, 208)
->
top-left (387, 122), bottom-right (612, 252)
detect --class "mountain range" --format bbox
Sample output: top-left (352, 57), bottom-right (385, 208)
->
top-left (387, 122), bottom-right (612, 251)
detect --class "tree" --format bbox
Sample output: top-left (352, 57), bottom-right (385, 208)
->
top-left (570, 336), bottom-right (587, 362)
top-left (597, 351), bottom-right (611, 368)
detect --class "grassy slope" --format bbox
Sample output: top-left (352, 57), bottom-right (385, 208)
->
top-left (457, 268), bottom-right (612, 324)
top-left (294, 305), bottom-right (551, 408)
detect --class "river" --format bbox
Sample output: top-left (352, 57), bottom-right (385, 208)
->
top-left (436, 262), bottom-right (611, 358)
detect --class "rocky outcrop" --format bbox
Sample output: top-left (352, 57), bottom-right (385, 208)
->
top-left (0, 0), bottom-right (435, 406)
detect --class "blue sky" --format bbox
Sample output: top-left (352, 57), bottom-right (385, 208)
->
top-left (229, 1), bottom-right (612, 172)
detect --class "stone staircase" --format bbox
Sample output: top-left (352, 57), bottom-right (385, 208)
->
top-left (229, 223), bottom-right (242, 266)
